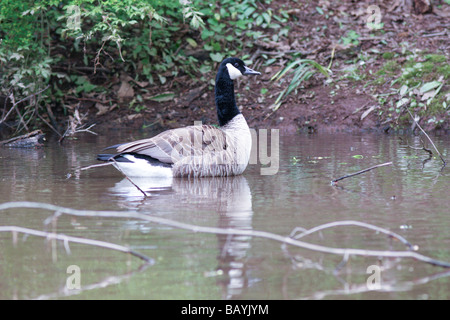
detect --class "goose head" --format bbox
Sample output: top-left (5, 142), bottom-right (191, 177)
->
top-left (215, 58), bottom-right (260, 127)
top-left (220, 57), bottom-right (261, 80)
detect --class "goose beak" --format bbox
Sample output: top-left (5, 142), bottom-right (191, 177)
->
top-left (243, 66), bottom-right (261, 76)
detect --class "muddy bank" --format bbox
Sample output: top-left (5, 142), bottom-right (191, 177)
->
top-left (74, 0), bottom-right (448, 135)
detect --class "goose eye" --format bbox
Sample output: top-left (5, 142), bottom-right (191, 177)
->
top-left (234, 63), bottom-right (239, 68)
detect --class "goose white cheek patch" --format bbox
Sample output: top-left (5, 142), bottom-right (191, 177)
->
top-left (226, 63), bottom-right (243, 80)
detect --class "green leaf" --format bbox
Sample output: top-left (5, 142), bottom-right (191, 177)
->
top-left (9, 53), bottom-right (24, 61)
top-left (148, 92), bottom-right (175, 102)
top-left (158, 75), bottom-right (166, 85)
top-left (396, 98), bottom-right (410, 108)
top-left (243, 7), bottom-right (255, 17)
top-left (420, 81), bottom-right (441, 94)
top-left (210, 52), bottom-right (224, 63)
top-left (262, 12), bottom-right (271, 25)
top-left (399, 84), bottom-right (408, 96)
top-left (271, 59), bottom-right (330, 107)
top-left (186, 37), bottom-right (198, 48)
top-left (352, 155), bottom-right (364, 159)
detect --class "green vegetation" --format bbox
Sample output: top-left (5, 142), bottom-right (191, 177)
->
top-left (363, 49), bottom-right (449, 130)
top-left (332, 41), bottom-right (448, 131)
top-left (381, 52), bottom-right (395, 60)
top-left (340, 30), bottom-right (360, 46)
top-left (270, 57), bottom-right (330, 111)
top-left (0, 0), bottom-right (290, 134)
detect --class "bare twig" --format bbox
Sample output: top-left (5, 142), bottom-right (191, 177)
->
top-left (0, 225), bottom-right (153, 263)
top-left (289, 220), bottom-right (415, 251)
top-left (10, 85), bottom-right (50, 109)
top-left (69, 157), bottom-right (149, 198)
top-left (331, 162), bottom-right (393, 184)
top-left (111, 158), bottom-right (149, 198)
top-left (0, 86), bottom-right (51, 133)
top-left (38, 114), bottom-right (62, 137)
top-left (1, 201), bottom-right (450, 268)
top-left (79, 162), bottom-right (116, 171)
top-left (9, 92), bottom-right (29, 132)
top-left (66, 162), bottom-right (115, 179)
top-left (0, 95), bottom-right (15, 125)
top-left (422, 31), bottom-right (448, 38)
top-left (59, 108), bottom-right (97, 143)
top-left (405, 107), bottom-right (446, 166)
top-left (409, 144), bottom-right (432, 153)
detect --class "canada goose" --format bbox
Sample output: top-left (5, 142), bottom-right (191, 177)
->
top-left (97, 57), bottom-right (260, 177)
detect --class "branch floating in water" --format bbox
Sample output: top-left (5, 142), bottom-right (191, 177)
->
top-left (0, 225), bottom-right (154, 263)
top-left (331, 162), bottom-right (393, 184)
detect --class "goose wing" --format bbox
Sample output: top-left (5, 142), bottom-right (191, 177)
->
top-left (114, 125), bottom-right (228, 164)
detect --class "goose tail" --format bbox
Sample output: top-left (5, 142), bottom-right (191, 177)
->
top-left (97, 153), bottom-right (173, 178)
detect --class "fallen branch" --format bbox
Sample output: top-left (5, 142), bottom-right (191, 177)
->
top-left (0, 129), bottom-right (44, 148)
top-left (289, 220), bottom-right (416, 251)
top-left (331, 162), bottom-right (393, 184)
top-left (0, 225), bottom-right (153, 263)
top-left (1, 201), bottom-right (450, 268)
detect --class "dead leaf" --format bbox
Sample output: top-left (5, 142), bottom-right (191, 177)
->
top-left (361, 105), bottom-right (377, 121)
top-left (131, 80), bottom-right (149, 88)
top-left (95, 103), bottom-right (117, 116)
top-left (414, 0), bottom-right (431, 14)
top-left (127, 114), bottom-right (142, 121)
top-left (432, 5), bottom-right (450, 18)
top-left (117, 74), bottom-right (135, 100)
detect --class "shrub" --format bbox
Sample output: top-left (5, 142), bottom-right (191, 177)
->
top-left (0, 0), bottom-right (285, 134)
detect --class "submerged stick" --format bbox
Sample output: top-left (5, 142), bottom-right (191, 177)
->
top-left (405, 107), bottom-right (446, 166)
top-left (111, 158), bottom-right (149, 198)
top-left (1, 201), bottom-right (450, 268)
top-left (331, 162), bottom-right (393, 184)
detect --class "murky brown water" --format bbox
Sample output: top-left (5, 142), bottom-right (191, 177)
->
top-left (0, 130), bottom-right (449, 300)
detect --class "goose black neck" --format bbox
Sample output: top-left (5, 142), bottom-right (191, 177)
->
top-left (215, 71), bottom-right (240, 127)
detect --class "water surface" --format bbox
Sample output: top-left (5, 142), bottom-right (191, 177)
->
top-left (0, 131), bottom-right (449, 299)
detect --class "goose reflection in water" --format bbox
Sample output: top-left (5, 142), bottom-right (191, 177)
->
top-left (107, 175), bottom-right (253, 299)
